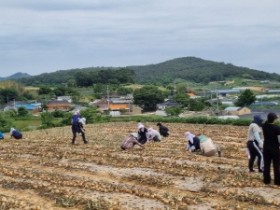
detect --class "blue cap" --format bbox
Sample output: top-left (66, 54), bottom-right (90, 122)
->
top-left (253, 115), bottom-right (263, 126)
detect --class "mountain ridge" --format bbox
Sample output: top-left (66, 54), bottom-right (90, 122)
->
top-left (7, 57), bottom-right (280, 85)
top-left (0, 72), bottom-right (31, 81)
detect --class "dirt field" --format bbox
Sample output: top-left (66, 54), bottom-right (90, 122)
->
top-left (0, 122), bottom-right (279, 210)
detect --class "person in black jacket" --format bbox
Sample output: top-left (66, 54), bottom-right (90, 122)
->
top-left (137, 123), bottom-right (148, 144)
top-left (157, 122), bottom-right (169, 137)
top-left (262, 112), bottom-right (280, 185)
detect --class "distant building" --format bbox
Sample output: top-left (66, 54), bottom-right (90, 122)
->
top-left (220, 99), bottom-right (234, 106)
top-left (109, 97), bottom-right (132, 111)
top-left (90, 99), bottom-right (109, 112)
top-left (90, 95), bottom-right (133, 113)
top-left (211, 89), bottom-right (240, 97)
top-left (57, 96), bottom-right (72, 103)
top-left (4, 101), bottom-right (41, 114)
top-left (46, 100), bottom-right (71, 111)
top-left (253, 101), bottom-right (279, 106)
top-left (224, 106), bottom-right (251, 116)
top-left (267, 89), bottom-right (280, 94)
top-left (218, 115), bottom-right (240, 120)
top-left (109, 111), bottom-right (121, 117)
top-left (157, 100), bottom-right (180, 110)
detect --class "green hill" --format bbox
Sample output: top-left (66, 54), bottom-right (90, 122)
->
top-left (17, 57), bottom-right (279, 86)
top-left (0, 72), bottom-right (31, 81)
top-left (128, 57), bottom-right (278, 84)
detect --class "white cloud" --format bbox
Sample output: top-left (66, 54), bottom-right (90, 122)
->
top-left (0, 0), bottom-right (280, 76)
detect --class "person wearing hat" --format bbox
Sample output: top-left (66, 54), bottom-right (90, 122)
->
top-left (120, 133), bottom-right (145, 150)
top-left (71, 111), bottom-right (88, 144)
top-left (262, 112), bottom-right (280, 185)
top-left (247, 115), bottom-right (264, 173)
top-left (157, 122), bottom-right (169, 137)
top-left (185, 131), bottom-right (201, 152)
top-left (137, 123), bottom-right (148, 144)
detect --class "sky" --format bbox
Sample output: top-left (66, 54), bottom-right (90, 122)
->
top-left (0, 0), bottom-right (280, 77)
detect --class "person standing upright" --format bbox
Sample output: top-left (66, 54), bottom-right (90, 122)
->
top-left (71, 110), bottom-right (88, 144)
top-left (262, 112), bottom-right (280, 185)
top-left (247, 115), bottom-right (264, 173)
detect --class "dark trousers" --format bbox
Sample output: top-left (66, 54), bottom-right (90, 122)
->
top-left (153, 136), bottom-right (161, 142)
top-left (138, 138), bottom-right (147, 144)
top-left (72, 125), bottom-right (87, 144)
top-left (247, 140), bottom-right (263, 171)
top-left (263, 148), bottom-right (280, 185)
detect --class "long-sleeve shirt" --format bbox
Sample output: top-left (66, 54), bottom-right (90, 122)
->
top-left (11, 130), bottom-right (22, 139)
top-left (147, 128), bottom-right (161, 141)
top-left (159, 125), bottom-right (169, 137)
top-left (121, 136), bottom-right (143, 150)
top-left (138, 127), bottom-right (148, 144)
top-left (247, 123), bottom-right (263, 147)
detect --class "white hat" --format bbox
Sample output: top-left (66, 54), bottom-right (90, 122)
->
top-left (137, 123), bottom-right (144, 129)
top-left (185, 131), bottom-right (195, 144)
top-left (74, 110), bottom-right (80, 115)
top-left (10, 127), bottom-right (15, 135)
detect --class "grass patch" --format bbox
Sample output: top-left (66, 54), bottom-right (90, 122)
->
top-left (12, 117), bottom-right (41, 131)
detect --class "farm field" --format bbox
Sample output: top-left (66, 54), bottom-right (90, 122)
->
top-left (0, 122), bottom-right (279, 210)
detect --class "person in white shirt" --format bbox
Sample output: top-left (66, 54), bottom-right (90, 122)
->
top-left (147, 127), bottom-right (161, 142)
top-left (185, 131), bottom-right (221, 157)
top-left (247, 115), bottom-right (264, 173)
top-left (185, 131), bottom-right (200, 152)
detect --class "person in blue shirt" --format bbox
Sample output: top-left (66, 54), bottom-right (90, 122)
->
top-left (71, 110), bottom-right (88, 144)
top-left (0, 131), bottom-right (4, 139)
top-left (10, 128), bottom-right (23, 139)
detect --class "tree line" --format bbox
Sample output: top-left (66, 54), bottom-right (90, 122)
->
top-left (17, 57), bottom-right (280, 87)
top-left (19, 68), bottom-right (135, 87)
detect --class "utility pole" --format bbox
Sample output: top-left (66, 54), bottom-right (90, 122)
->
top-left (107, 85), bottom-right (110, 113)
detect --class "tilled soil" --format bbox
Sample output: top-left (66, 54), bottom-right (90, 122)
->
top-left (0, 122), bottom-right (279, 210)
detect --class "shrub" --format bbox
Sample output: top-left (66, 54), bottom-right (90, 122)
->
top-left (0, 113), bottom-right (13, 132)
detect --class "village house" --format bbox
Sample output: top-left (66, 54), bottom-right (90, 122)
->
top-left (211, 89), bottom-right (240, 97)
top-left (157, 99), bottom-right (180, 111)
top-left (3, 101), bottom-right (42, 114)
top-left (57, 96), bottom-right (72, 103)
top-left (90, 99), bottom-right (109, 112)
top-left (46, 100), bottom-right (71, 111)
top-left (109, 97), bottom-right (132, 111)
top-left (224, 106), bottom-right (251, 116)
top-left (90, 95), bottom-right (133, 113)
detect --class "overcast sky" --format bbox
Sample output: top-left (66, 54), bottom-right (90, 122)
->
top-left (0, 0), bottom-right (280, 77)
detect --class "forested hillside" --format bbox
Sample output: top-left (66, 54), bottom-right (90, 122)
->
top-left (129, 57), bottom-right (279, 84)
top-left (17, 57), bottom-right (280, 86)
top-left (0, 72), bottom-right (30, 81)
top-left (19, 68), bottom-right (134, 86)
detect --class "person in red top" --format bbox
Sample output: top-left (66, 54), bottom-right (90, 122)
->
top-left (121, 133), bottom-right (144, 150)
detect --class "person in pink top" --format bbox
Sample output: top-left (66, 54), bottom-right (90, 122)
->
top-left (121, 133), bottom-right (145, 150)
